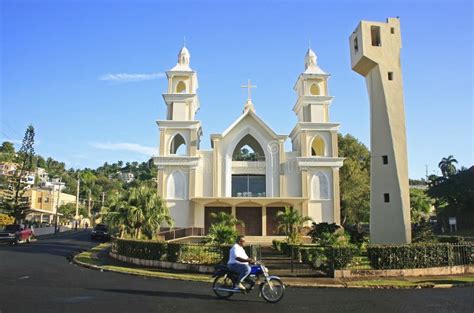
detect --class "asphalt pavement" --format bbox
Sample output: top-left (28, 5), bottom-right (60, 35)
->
top-left (0, 231), bottom-right (473, 313)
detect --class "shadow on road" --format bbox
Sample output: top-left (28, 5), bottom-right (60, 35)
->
top-left (0, 231), bottom-right (95, 258)
top-left (89, 288), bottom-right (262, 303)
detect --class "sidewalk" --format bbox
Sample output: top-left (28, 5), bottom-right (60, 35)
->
top-left (73, 243), bottom-right (474, 289)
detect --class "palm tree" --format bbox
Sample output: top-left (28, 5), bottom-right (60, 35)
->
top-left (205, 212), bottom-right (244, 245)
top-left (210, 212), bottom-right (243, 228)
top-left (438, 155), bottom-right (458, 177)
top-left (276, 206), bottom-right (312, 244)
top-left (105, 184), bottom-right (173, 239)
top-left (106, 203), bottom-right (132, 239)
top-left (126, 184), bottom-right (174, 239)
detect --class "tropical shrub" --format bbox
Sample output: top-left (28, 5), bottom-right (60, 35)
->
top-left (276, 206), bottom-right (312, 244)
top-left (205, 212), bottom-right (243, 245)
top-left (308, 222), bottom-right (351, 247)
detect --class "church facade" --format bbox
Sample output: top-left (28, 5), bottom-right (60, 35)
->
top-left (154, 46), bottom-right (344, 237)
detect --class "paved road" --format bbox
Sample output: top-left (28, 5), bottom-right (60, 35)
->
top-left (0, 232), bottom-right (473, 313)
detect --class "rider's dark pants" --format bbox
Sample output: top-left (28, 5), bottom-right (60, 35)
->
top-left (228, 263), bottom-right (251, 282)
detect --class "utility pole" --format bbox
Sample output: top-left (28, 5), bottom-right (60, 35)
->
top-left (54, 178), bottom-right (62, 234)
top-left (87, 189), bottom-right (92, 218)
top-left (75, 172), bottom-right (80, 220)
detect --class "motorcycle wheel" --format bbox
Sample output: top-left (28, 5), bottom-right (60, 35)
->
top-left (260, 277), bottom-right (285, 303)
top-left (213, 275), bottom-right (234, 299)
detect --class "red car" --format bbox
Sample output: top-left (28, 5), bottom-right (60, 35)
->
top-left (0, 224), bottom-right (34, 245)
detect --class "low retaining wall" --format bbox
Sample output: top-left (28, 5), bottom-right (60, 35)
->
top-left (334, 265), bottom-right (474, 278)
top-left (109, 252), bottom-right (215, 274)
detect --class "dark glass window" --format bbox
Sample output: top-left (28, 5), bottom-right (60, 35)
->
top-left (382, 155), bottom-right (388, 164)
top-left (384, 193), bottom-right (390, 203)
top-left (232, 175), bottom-right (266, 197)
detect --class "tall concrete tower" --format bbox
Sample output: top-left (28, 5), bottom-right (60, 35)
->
top-left (349, 18), bottom-right (411, 244)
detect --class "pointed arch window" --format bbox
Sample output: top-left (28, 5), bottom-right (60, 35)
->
top-left (232, 134), bottom-right (265, 161)
top-left (167, 171), bottom-right (186, 199)
top-left (311, 136), bottom-right (326, 156)
top-left (311, 171), bottom-right (330, 200)
top-left (170, 133), bottom-right (187, 155)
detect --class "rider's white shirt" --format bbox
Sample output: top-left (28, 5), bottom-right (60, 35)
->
top-left (228, 243), bottom-right (249, 265)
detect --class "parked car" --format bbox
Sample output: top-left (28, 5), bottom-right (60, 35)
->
top-left (91, 224), bottom-right (110, 241)
top-left (0, 224), bottom-right (34, 245)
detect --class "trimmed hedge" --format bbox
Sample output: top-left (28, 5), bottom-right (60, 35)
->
top-left (367, 243), bottom-right (473, 269)
top-left (272, 240), bottom-right (354, 271)
top-left (437, 236), bottom-right (465, 244)
top-left (112, 238), bottom-right (256, 265)
top-left (112, 238), bottom-right (168, 261)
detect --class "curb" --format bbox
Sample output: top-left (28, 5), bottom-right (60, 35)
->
top-left (72, 253), bottom-right (213, 283)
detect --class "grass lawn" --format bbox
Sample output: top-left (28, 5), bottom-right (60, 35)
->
top-left (74, 243), bottom-right (211, 282)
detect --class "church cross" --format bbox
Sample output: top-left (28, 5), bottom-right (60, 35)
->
top-left (241, 79), bottom-right (257, 101)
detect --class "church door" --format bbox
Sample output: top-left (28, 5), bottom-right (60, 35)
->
top-left (236, 207), bottom-right (262, 236)
top-left (266, 207), bottom-right (286, 236)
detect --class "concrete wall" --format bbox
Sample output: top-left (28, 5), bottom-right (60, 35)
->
top-left (167, 200), bottom-right (193, 228)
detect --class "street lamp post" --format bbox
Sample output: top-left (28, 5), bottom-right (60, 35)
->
top-left (53, 178), bottom-right (62, 234)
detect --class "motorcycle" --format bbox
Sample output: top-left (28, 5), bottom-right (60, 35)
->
top-left (212, 261), bottom-right (285, 303)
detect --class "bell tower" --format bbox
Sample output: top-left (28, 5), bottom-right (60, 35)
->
top-left (290, 48), bottom-right (344, 224)
top-left (155, 44), bottom-right (202, 203)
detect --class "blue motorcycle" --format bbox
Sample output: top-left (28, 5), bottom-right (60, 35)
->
top-left (212, 261), bottom-right (285, 303)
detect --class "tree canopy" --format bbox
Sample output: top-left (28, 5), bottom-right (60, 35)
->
top-left (338, 134), bottom-right (370, 225)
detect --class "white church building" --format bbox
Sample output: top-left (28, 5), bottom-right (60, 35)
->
top-left (154, 45), bottom-right (344, 237)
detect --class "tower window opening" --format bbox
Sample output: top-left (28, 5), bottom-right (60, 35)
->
top-left (353, 36), bottom-right (359, 52)
top-left (391, 27), bottom-right (395, 34)
top-left (310, 83), bottom-right (320, 96)
top-left (382, 155), bottom-right (388, 164)
top-left (384, 193), bottom-right (390, 203)
top-left (170, 133), bottom-right (187, 155)
top-left (176, 81), bottom-right (186, 93)
top-left (388, 72), bottom-right (394, 81)
top-left (371, 26), bottom-right (382, 46)
top-left (311, 136), bottom-right (325, 156)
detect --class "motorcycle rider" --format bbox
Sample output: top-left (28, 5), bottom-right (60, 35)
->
top-left (228, 235), bottom-right (255, 290)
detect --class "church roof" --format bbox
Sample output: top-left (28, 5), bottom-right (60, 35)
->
top-left (210, 108), bottom-right (286, 146)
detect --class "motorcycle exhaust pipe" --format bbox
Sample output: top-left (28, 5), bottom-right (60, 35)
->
top-left (213, 287), bottom-right (243, 293)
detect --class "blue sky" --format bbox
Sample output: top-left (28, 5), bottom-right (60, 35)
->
top-left (1, 0), bottom-right (472, 179)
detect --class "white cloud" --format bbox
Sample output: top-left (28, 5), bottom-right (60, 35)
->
top-left (99, 72), bottom-right (165, 83)
top-left (91, 142), bottom-right (157, 156)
